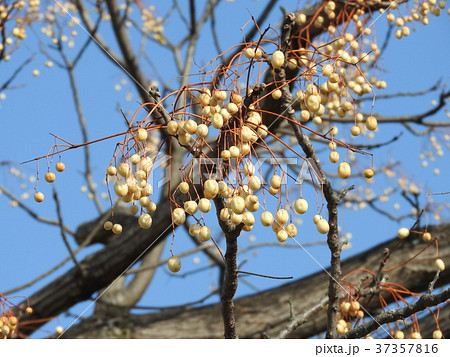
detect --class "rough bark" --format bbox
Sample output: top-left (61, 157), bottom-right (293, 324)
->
top-left (60, 223), bottom-right (450, 338)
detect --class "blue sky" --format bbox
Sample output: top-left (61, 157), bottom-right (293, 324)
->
top-left (0, 1), bottom-right (449, 338)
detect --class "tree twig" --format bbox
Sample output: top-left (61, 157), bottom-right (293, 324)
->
top-left (340, 289), bottom-right (450, 339)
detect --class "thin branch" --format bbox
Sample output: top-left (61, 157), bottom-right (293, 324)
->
top-left (277, 295), bottom-right (329, 339)
top-left (0, 55), bottom-right (34, 91)
top-left (340, 288), bottom-right (450, 339)
top-left (0, 185), bottom-right (74, 234)
top-left (358, 79), bottom-right (442, 102)
top-left (52, 189), bottom-right (84, 273)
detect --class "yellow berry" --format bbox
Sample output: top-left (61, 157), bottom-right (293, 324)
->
top-left (242, 212), bottom-right (255, 226)
top-left (435, 258), bottom-right (445, 272)
top-left (172, 207), bottom-right (186, 225)
top-left (44, 172), bottom-right (56, 183)
top-left (196, 124), bottom-right (208, 138)
top-left (270, 175), bottom-right (282, 189)
top-left (138, 213), bottom-right (152, 229)
top-left (189, 224), bottom-right (201, 236)
top-left (168, 256), bottom-right (181, 272)
top-left (338, 162), bottom-right (351, 179)
top-left (104, 221), bottom-right (113, 230)
top-left (118, 163), bottom-right (130, 177)
top-left (364, 168), bottom-right (374, 179)
top-left (285, 223), bottom-right (297, 237)
top-left (55, 162), bottom-right (65, 172)
top-left (167, 120), bottom-right (178, 135)
top-left (322, 64), bottom-right (334, 76)
top-left (34, 192), bottom-right (44, 203)
top-left (316, 218), bottom-right (330, 234)
top-left (272, 89), bottom-right (282, 100)
top-left (432, 330), bottom-right (443, 339)
top-left (107, 166), bottom-right (117, 176)
top-left (275, 209), bottom-right (289, 225)
top-left (294, 198), bottom-right (308, 214)
top-left (231, 196), bottom-right (246, 215)
top-left (422, 232), bottom-right (432, 242)
top-left (261, 211), bottom-right (274, 227)
top-left (198, 198), bottom-right (211, 213)
top-left (397, 227), bottom-right (410, 239)
top-left (114, 180), bottom-right (129, 197)
top-left (198, 226), bottom-right (212, 242)
top-left (179, 182), bottom-right (189, 194)
top-left (204, 179), bottom-right (219, 199)
top-left (329, 151), bottom-right (340, 163)
top-left (366, 116), bottom-right (378, 131)
top-left (350, 125), bottom-right (361, 136)
top-left (136, 128), bottom-right (147, 142)
top-left (271, 50), bottom-right (285, 69)
top-left (184, 201), bottom-right (198, 215)
top-left (277, 230), bottom-right (288, 242)
top-left (112, 224), bottom-right (122, 234)
top-left (129, 204), bottom-right (139, 215)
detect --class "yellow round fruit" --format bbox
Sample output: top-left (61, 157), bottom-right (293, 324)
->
top-left (55, 162), bottom-right (65, 172)
top-left (422, 232), bottom-right (432, 242)
top-left (167, 120), bottom-right (178, 135)
top-left (34, 192), bottom-right (44, 203)
top-left (172, 208), bottom-right (186, 225)
top-left (435, 258), bottom-right (445, 272)
top-left (183, 119), bottom-right (198, 134)
top-left (198, 198), bottom-right (211, 213)
top-left (114, 180), bottom-right (129, 197)
top-left (129, 204), bottom-right (139, 215)
top-left (107, 166), bottom-right (117, 176)
top-left (112, 224), bottom-right (123, 234)
top-left (272, 89), bottom-right (282, 100)
top-left (118, 163), bottom-right (130, 178)
top-left (329, 151), bottom-right (340, 163)
top-left (271, 50), bottom-right (285, 69)
top-left (350, 125), bottom-right (361, 136)
top-left (285, 223), bottom-right (297, 237)
top-left (338, 162), bottom-right (351, 179)
top-left (136, 128), bottom-right (148, 141)
top-left (189, 224), bottom-right (201, 237)
top-left (138, 213), bottom-right (152, 229)
top-left (104, 221), bottom-right (113, 230)
top-left (397, 227), bottom-right (410, 239)
top-left (275, 209), bottom-right (289, 225)
top-left (366, 116), bottom-right (378, 131)
top-left (316, 218), bottom-right (330, 234)
top-left (261, 211), bottom-right (274, 227)
top-left (277, 230), bottom-right (288, 242)
top-left (196, 124), bottom-right (208, 138)
top-left (198, 226), bottom-right (212, 242)
top-left (168, 256), bottom-right (181, 272)
top-left (242, 212), bottom-right (255, 226)
top-left (204, 179), bottom-right (219, 199)
top-left (44, 172), bottom-right (56, 183)
top-left (364, 168), bottom-right (374, 179)
top-left (184, 201), bottom-right (198, 215)
top-left (294, 198), bottom-right (308, 214)
top-left (248, 175), bottom-right (261, 191)
top-left (231, 196), bottom-right (246, 215)
top-left (270, 175), bottom-right (282, 189)
top-left (179, 182), bottom-right (189, 194)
